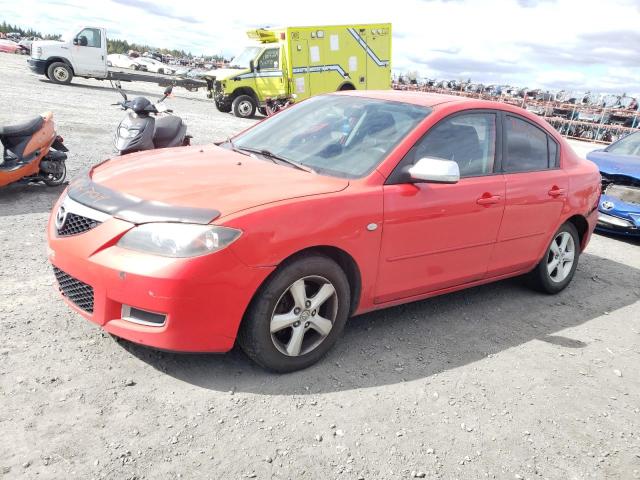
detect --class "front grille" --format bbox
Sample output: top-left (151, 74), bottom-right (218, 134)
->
top-left (58, 212), bottom-right (101, 237)
top-left (53, 267), bottom-right (94, 313)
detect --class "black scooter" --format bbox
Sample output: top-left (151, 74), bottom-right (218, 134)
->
top-left (113, 83), bottom-right (191, 155)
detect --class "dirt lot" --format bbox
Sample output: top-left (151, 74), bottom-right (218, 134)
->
top-left (1, 53), bottom-right (639, 480)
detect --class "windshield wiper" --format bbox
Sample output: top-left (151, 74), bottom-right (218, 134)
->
top-left (239, 147), bottom-right (315, 173)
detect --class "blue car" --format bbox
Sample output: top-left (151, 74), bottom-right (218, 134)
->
top-left (587, 131), bottom-right (640, 237)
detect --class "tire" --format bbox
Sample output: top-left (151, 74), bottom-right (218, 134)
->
top-left (47, 62), bottom-right (73, 85)
top-left (215, 100), bottom-right (232, 113)
top-left (43, 161), bottom-right (67, 186)
top-left (528, 222), bottom-right (580, 294)
top-left (232, 94), bottom-right (257, 118)
top-left (238, 254), bottom-right (351, 372)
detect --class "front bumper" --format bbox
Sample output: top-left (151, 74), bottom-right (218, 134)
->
top-left (47, 197), bottom-right (274, 352)
top-left (595, 195), bottom-right (640, 237)
top-left (28, 58), bottom-right (47, 75)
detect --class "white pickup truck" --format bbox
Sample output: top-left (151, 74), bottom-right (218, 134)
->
top-left (28, 26), bottom-right (206, 91)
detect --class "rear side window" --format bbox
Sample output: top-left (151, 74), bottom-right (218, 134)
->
top-left (504, 115), bottom-right (557, 172)
top-left (410, 112), bottom-right (497, 177)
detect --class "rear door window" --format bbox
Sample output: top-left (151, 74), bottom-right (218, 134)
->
top-left (504, 115), bottom-right (557, 172)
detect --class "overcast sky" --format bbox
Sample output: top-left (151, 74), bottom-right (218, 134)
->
top-left (6, 0), bottom-right (640, 94)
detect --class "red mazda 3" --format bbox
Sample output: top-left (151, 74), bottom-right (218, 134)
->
top-left (47, 91), bottom-right (601, 371)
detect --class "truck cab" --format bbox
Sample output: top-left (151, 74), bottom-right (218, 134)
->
top-left (29, 26), bottom-right (108, 84)
top-left (206, 24), bottom-right (392, 118)
top-left (206, 41), bottom-right (288, 117)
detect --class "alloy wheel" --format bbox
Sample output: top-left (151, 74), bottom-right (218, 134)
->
top-left (270, 275), bottom-right (338, 357)
top-left (546, 231), bottom-right (575, 282)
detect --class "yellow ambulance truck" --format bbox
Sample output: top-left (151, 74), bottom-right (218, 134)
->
top-left (205, 23), bottom-right (392, 118)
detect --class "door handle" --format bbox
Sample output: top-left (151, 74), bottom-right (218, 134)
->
top-left (548, 187), bottom-right (566, 197)
top-left (476, 194), bottom-right (501, 205)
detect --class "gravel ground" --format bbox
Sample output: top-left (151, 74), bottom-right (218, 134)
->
top-left (1, 53), bottom-right (639, 480)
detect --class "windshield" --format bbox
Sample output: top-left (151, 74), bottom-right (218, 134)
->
top-left (606, 132), bottom-right (640, 157)
top-left (230, 46), bottom-right (262, 69)
top-left (232, 95), bottom-right (432, 179)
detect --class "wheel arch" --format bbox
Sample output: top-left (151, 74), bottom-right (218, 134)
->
top-left (564, 214), bottom-right (589, 251)
top-left (338, 82), bottom-right (356, 91)
top-left (45, 57), bottom-right (75, 74)
top-left (246, 245), bottom-right (362, 319)
top-left (231, 87), bottom-right (259, 103)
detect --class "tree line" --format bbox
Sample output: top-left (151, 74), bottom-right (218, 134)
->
top-left (0, 21), bottom-right (60, 39)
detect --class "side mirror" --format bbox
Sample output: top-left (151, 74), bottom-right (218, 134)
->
top-left (164, 85), bottom-right (173, 96)
top-left (76, 36), bottom-right (88, 47)
top-left (73, 37), bottom-right (78, 45)
top-left (249, 60), bottom-right (255, 72)
top-left (408, 157), bottom-right (460, 184)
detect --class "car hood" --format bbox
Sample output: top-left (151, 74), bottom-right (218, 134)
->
top-left (68, 145), bottom-right (348, 224)
top-left (201, 68), bottom-right (246, 81)
top-left (32, 39), bottom-right (64, 48)
top-left (587, 150), bottom-right (640, 181)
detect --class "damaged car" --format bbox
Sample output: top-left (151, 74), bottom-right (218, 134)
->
top-left (587, 131), bottom-right (640, 236)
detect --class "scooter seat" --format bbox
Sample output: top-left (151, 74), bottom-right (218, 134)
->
top-left (154, 116), bottom-right (183, 148)
top-left (0, 116), bottom-right (43, 138)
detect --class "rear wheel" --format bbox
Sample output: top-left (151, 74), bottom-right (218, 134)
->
top-left (232, 94), bottom-right (257, 118)
top-left (47, 62), bottom-right (73, 85)
top-left (43, 161), bottom-right (66, 186)
top-left (239, 254), bottom-right (350, 372)
top-left (528, 222), bottom-right (580, 294)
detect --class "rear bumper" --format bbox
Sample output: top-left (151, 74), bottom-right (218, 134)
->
top-left (47, 203), bottom-right (274, 352)
top-left (28, 58), bottom-right (47, 75)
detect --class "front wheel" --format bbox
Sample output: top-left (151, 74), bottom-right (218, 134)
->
top-left (232, 94), bottom-right (257, 118)
top-left (238, 254), bottom-right (350, 372)
top-left (528, 222), bottom-right (580, 294)
top-left (47, 62), bottom-right (73, 85)
top-left (215, 99), bottom-right (232, 113)
top-left (43, 161), bottom-right (67, 186)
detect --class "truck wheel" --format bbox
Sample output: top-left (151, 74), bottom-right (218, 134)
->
top-left (232, 95), bottom-right (257, 118)
top-left (47, 62), bottom-right (73, 85)
top-left (215, 101), bottom-right (232, 113)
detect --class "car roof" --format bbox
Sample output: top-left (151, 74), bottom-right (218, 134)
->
top-left (336, 89), bottom-right (475, 108)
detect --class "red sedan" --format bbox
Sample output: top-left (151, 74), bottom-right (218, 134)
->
top-left (47, 91), bottom-right (601, 372)
top-left (0, 39), bottom-right (20, 54)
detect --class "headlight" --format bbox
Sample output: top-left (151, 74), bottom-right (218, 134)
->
top-left (117, 223), bottom-right (241, 257)
top-left (33, 46), bottom-right (42, 59)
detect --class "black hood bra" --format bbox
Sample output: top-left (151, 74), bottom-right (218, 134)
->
top-left (67, 176), bottom-right (221, 225)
